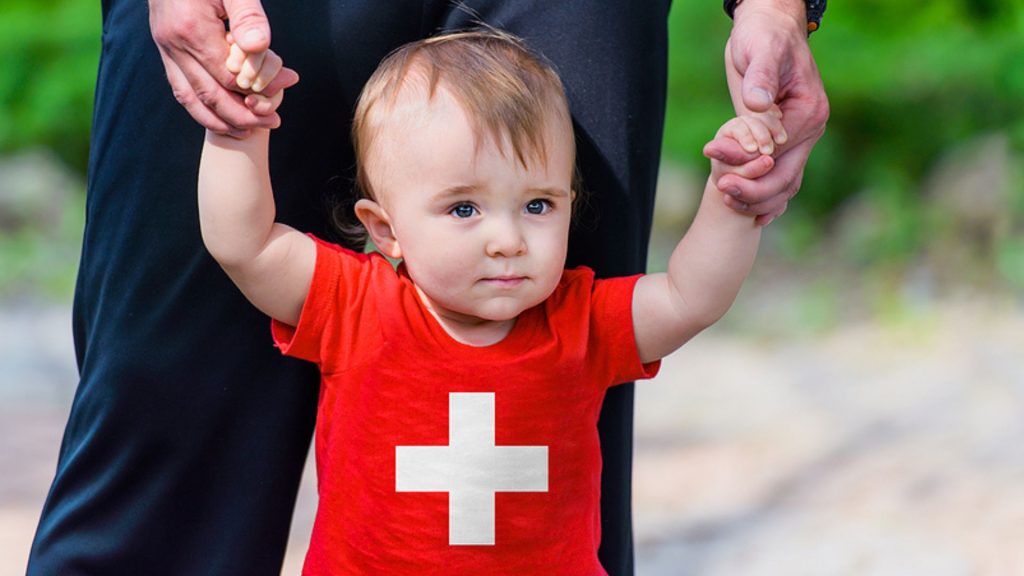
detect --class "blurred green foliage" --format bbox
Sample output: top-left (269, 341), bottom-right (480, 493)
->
top-left (0, 0), bottom-right (1022, 300)
top-left (0, 0), bottom-right (101, 174)
top-left (0, 188), bottom-right (84, 299)
top-left (666, 1), bottom-right (1024, 275)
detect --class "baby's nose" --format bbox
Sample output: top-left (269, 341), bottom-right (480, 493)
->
top-left (485, 219), bottom-right (527, 257)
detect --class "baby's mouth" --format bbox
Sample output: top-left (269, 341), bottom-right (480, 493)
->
top-left (481, 276), bottom-right (527, 288)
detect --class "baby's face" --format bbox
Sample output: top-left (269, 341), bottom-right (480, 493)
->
top-left (364, 83), bottom-right (575, 327)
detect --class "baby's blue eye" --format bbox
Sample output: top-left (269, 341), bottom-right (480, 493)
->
top-left (451, 204), bottom-right (476, 218)
top-left (525, 199), bottom-right (550, 215)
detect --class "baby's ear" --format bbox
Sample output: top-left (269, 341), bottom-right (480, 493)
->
top-left (354, 199), bottom-right (401, 259)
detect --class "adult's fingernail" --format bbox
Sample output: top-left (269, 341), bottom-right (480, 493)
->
top-left (752, 88), bottom-right (773, 105)
top-left (726, 188), bottom-right (741, 197)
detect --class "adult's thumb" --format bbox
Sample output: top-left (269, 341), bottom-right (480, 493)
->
top-left (224, 0), bottom-right (270, 52)
top-left (742, 54), bottom-right (780, 113)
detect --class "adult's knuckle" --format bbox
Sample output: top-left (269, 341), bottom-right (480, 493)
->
top-left (159, 15), bottom-right (201, 47)
top-left (150, 25), bottom-right (172, 47)
top-left (813, 94), bottom-right (831, 128)
top-left (786, 180), bottom-right (802, 200)
top-left (231, 7), bottom-right (268, 33)
top-left (171, 87), bottom-right (195, 107)
top-left (193, 86), bottom-right (218, 108)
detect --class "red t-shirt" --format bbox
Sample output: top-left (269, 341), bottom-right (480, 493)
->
top-left (272, 237), bottom-right (660, 575)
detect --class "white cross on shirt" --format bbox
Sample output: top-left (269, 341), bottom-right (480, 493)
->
top-left (395, 392), bottom-right (549, 545)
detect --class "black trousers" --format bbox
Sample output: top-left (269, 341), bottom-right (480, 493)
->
top-left (28, 1), bottom-right (669, 574)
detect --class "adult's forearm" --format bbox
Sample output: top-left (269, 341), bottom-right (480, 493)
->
top-left (197, 129), bottom-right (277, 268)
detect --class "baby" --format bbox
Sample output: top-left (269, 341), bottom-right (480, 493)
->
top-left (199, 30), bottom-right (783, 575)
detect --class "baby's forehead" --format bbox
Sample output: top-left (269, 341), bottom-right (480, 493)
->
top-left (372, 71), bottom-right (457, 130)
top-left (369, 81), bottom-right (567, 167)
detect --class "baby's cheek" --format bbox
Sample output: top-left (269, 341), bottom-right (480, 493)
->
top-left (421, 264), bottom-right (473, 296)
top-left (537, 254), bottom-right (566, 296)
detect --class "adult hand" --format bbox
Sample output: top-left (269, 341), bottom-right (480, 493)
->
top-left (149, 0), bottom-right (299, 137)
top-left (704, 0), bottom-right (829, 225)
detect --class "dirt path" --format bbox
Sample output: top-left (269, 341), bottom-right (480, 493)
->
top-left (633, 301), bottom-right (1024, 575)
top-left (2, 302), bottom-right (1023, 575)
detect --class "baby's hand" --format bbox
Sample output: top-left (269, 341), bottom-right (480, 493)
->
top-left (717, 106), bottom-right (786, 159)
top-left (225, 34), bottom-right (290, 121)
top-left (707, 107), bottom-right (787, 221)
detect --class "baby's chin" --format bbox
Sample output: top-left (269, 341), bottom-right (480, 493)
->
top-left (468, 292), bottom-right (555, 322)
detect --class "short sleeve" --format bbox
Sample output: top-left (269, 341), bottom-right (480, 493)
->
top-left (588, 274), bottom-right (661, 386)
top-left (270, 236), bottom-right (383, 373)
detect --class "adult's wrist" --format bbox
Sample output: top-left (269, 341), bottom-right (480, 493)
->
top-left (726, 0), bottom-right (825, 34)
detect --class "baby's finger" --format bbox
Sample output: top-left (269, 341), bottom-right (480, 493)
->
top-left (250, 50), bottom-right (282, 93)
top-left (226, 42), bottom-right (245, 75)
top-left (717, 118), bottom-right (759, 155)
top-left (758, 108), bottom-right (788, 146)
top-left (740, 116), bottom-right (776, 156)
top-left (237, 51), bottom-right (266, 90)
top-left (245, 90), bottom-right (284, 116)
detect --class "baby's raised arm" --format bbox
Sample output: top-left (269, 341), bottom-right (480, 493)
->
top-left (631, 109), bottom-right (785, 363)
top-left (198, 43), bottom-right (315, 326)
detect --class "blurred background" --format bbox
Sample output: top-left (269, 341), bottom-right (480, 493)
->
top-left (2, 1), bottom-right (1023, 574)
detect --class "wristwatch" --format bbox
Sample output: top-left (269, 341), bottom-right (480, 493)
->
top-left (724, 0), bottom-right (827, 34)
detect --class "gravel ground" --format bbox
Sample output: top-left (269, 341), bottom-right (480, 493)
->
top-left (2, 300), bottom-right (1023, 575)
